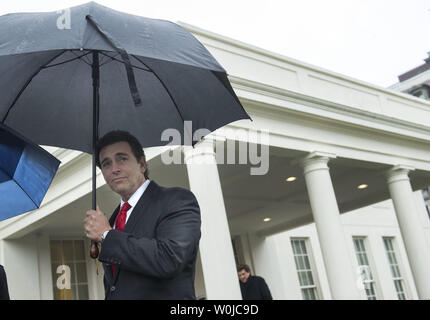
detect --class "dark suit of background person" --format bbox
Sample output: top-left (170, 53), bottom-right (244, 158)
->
top-left (239, 275), bottom-right (273, 300)
top-left (0, 265), bottom-right (10, 300)
top-left (238, 264), bottom-right (272, 300)
top-left (99, 181), bottom-right (201, 299)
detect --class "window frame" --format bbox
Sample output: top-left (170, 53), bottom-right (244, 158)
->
top-left (50, 238), bottom-right (90, 300)
top-left (382, 237), bottom-right (409, 300)
top-left (290, 237), bottom-right (322, 300)
top-left (352, 236), bottom-right (381, 300)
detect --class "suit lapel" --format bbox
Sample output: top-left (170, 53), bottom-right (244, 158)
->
top-left (104, 181), bottom-right (158, 282)
top-left (123, 181), bottom-right (157, 234)
top-left (109, 205), bottom-right (120, 228)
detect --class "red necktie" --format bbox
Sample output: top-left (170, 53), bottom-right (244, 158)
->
top-left (112, 202), bottom-right (131, 275)
top-left (115, 202), bottom-right (131, 232)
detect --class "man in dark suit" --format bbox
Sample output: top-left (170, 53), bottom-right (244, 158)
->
top-left (84, 130), bottom-right (201, 299)
top-left (237, 264), bottom-right (272, 300)
top-left (0, 264), bottom-right (10, 300)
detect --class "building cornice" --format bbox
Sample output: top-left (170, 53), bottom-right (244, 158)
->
top-left (180, 21), bottom-right (430, 110)
top-left (230, 75), bottom-right (430, 142)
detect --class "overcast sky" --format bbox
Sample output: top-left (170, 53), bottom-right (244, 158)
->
top-left (1, 0), bottom-right (430, 88)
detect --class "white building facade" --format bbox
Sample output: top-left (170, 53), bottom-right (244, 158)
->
top-left (1, 24), bottom-right (430, 300)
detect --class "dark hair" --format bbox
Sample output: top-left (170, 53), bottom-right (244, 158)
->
top-left (95, 130), bottom-right (149, 179)
top-left (237, 264), bottom-right (251, 273)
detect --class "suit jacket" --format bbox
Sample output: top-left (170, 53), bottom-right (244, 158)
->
top-left (98, 181), bottom-right (201, 300)
top-left (240, 276), bottom-right (273, 300)
top-left (0, 265), bottom-right (10, 300)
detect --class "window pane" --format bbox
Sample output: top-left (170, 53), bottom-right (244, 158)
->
top-left (50, 241), bottom-right (62, 262)
top-left (307, 271), bottom-right (315, 285)
top-left (293, 240), bottom-right (302, 254)
top-left (361, 253), bottom-right (370, 266)
top-left (291, 239), bottom-right (319, 300)
top-left (357, 239), bottom-right (365, 251)
top-left (293, 256), bottom-right (300, 270)
top-left (302, 288), bottom-right (317, 300)
top-left (54, 288), bottom-right (73, 300)
top-left (77, 284), bottom-right (89, 300)
top-left (299, 256), bottom-right (307, 270)
top-left (357, 253), bottom-right (365, 265)
top-left (50, 240), bottom-right (89, 300)
top-left (303, 255), bottom-right (311, 269)
top-left (68, 264), bottom-right (76, 285)
top-left (76, 262), bottom-right (88, 283)
top-left (365, 283), bottom-right (377, 300)
top-left (298, 271), bottom-right (306, 286)
top-left (71, 284), bottom-right (78, 300)
top-left (300, 241), bottom-right (307, 254)
top-left (383, 238), bottom-right (407, 299)
top-left (394, 280), bottom-right (402, 292)
top-left (74, 241), bottom-right (85, 261)
top-left (308, 288), bottom-right (317, 300)
top-left (392, 266), bottom-right (401, 278)
top-left (62, 241), bottom-right (74, 262)
top-left (302, 288), bottom-right (309, 300)
top-left (303, 271), bottom-right (311, 286)
top-left (295, 256), bottom-right (304, 270)
top-left (353, 237), bottom-right (378, 300)
top-left (387, 252), bottom-right (396, 265)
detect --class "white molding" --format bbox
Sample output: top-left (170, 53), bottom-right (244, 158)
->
top-left (180, 22), bottom-right (430, 108)
top-left (230, 76), bottom-right (430, 141)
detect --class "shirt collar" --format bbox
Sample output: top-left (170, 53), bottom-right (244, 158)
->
top-left (121, 179), bottom-right (151, 209)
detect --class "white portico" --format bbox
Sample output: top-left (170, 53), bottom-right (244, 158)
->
top-left (1, 24), bottom-right (430, 300)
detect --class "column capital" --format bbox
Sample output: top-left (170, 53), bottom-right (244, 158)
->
top-left (300, 151), bottom-right (337, 175)
top-left (183, 138), bottom-right (216, 164)
top-left (386, 165), bottom-right (415, 185)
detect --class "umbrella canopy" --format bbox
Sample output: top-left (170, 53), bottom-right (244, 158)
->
top-left (0, 1), bottom-right (250, 152)
top-left (0, 123), bottom-right (60, 221)
top-left (0, 2), bottom-right (251, 258)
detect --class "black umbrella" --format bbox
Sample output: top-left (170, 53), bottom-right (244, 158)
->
top-left (0, 2), bottom-right (250, 258)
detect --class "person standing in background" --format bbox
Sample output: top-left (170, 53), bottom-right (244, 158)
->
top-left (237, 264), bottom-right (272, 300)
top-left (0, 264), bottom-right (10, 300)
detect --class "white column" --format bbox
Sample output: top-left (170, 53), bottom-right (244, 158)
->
top-left (301, 153), bottom-right (360, 299)
top-left (386, 166), bottom-right (430, 299)
top-left (247, 233), bottom-right (285, 299)
top-left (184, 139), bottom-right (242, 300)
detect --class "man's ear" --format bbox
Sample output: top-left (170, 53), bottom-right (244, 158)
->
top-left (139, 158), bottom-right (147, 174)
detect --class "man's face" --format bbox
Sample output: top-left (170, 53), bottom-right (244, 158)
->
top-left (99, 141), bottom-right (146, 201)
top-left (238, 269), bottom-right (250, 283)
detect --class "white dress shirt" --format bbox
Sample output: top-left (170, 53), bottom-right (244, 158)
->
top-left (102, 179), bottom-right (151, 240)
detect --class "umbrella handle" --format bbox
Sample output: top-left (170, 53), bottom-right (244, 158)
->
top-left (90, 240), bottom-right (99, 259)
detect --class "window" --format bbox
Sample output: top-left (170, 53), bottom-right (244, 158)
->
top-left (383, 237), bottom-right (407, 300)
top-left (50, 240), bottom-right (89, 300)
top-left (291, 238), bottom-right (319, 300)
top-left (353, 237), bottom-right (378, 300)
